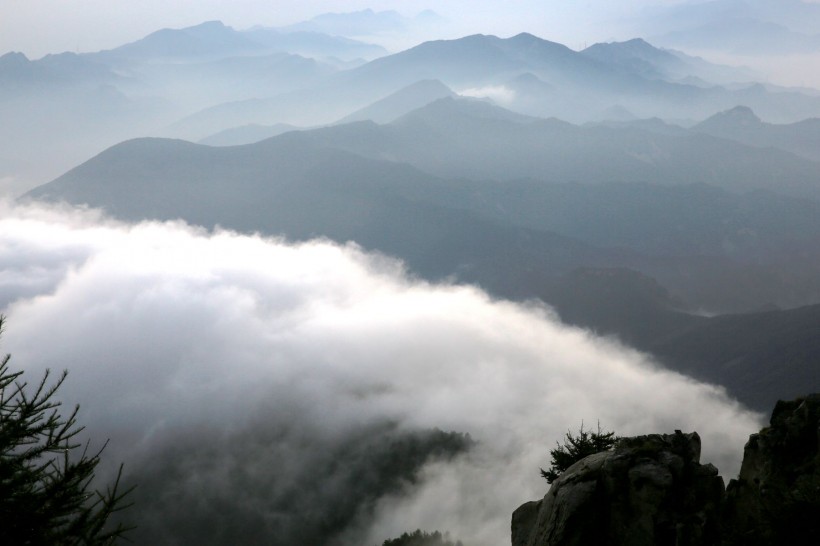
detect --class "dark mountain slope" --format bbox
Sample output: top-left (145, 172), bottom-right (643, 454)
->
top-left (460, 180), bottom-right (820, 263)
top-left (28, 105), bottom-right (820, 311)
top-left (539, 267), bottom-right (819, 412)
top-left (541, 267), bottom-right (703, 346)
top-left (24, 137), bottom-right (640, 296)
top-left (649, 303), bottom-right (820, 411)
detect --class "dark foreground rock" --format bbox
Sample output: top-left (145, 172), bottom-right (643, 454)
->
top-left (512, 431), bottom-right (723, 546)
top-left (722, 394), bottom-right (820, 545)
top-left (512, 394), bottom-right (820, 546)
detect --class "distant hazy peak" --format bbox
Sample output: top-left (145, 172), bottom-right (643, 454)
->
top-left (97, 19), bottom-right (263, 59)
top-left (146, 20), bottom-right (231, 38)
top-left (508, 32), bottom-right (548, 43)
top-left (507, 32), bottom-right (570, 48)
top-left (336, 78), bottom-right (455, 125)
top-left (382, 78), bottom-right (455, 99)
top-left (402, 32), bottom-right (574, 59)
top-left (584, 37), bottom-right (654, 52)
top-left (582, 37), bottom-right (678, 60)
top-left (184, 20), bottom-right (230, 31)
top-left (699, 105), bottom-right (763, 127)
top-left (394, 95), bottom-right (535, 125)
top-left (0, 51), bottom-right (29, 64)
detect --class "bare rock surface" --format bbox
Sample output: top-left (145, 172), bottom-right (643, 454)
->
top-left (512, 431), bottom-right (724, 546)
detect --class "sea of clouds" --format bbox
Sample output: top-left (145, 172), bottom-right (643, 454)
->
top-left (0, 201), bottom-right (763, 545)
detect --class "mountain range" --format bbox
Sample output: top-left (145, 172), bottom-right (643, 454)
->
top-left (24, 95), bottom-right (820, 410)
top-left (7, 17), bottom-right (820, 410)
top-left (168, 31), bottom-right (820, 141)
top-left (7, 21), bottom-right (820, 194)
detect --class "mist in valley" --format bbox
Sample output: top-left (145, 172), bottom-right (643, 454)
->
top-left (1, 1), bottom-right (819, 545)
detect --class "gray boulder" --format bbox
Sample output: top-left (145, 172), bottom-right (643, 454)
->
top-left (512, 431), bottom-right (724, 546)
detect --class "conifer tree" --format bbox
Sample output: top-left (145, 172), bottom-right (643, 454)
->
top-left (540, 422), bottom-right (618, 483)
top-left (0, 316), bottom-right (132, 544)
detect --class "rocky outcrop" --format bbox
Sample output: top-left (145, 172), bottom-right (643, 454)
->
top-left (512, 395), bottom-right (820, 546)
top-left (722, 394), bottom-right (820, 545)
top-left (512, 431), bottom-right (724, 546)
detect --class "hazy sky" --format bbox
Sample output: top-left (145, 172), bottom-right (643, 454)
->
top-left (1, 0), bottom-right (682, 58)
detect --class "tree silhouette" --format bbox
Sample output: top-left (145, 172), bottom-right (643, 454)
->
top-left (541, 422), bottom-right (618, 484)
top-left (0, 315), bottom-right (132, 544)
top-left (382, 529), bottom-right (464, 546)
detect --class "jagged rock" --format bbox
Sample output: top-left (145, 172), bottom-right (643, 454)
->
top-left (512, 395), bottom-right (820, 546)
top-left (512, 431), bottom-right (724, 546)
top-left (722, 394), bottom-right (820, 545)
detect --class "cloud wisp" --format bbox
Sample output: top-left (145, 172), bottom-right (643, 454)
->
top-left (0, 201), bottom-right (763, 545)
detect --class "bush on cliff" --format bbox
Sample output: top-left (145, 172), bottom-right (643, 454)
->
top-left (540, 422), bottom-right (618, 483)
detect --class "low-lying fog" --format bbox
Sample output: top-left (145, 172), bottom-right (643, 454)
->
top-left (0, 202), bottom-right (762, 545)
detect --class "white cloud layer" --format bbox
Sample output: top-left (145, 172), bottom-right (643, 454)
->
top-left (0, 201), bottom-right (763, 545)
top-left (458, 86), bottom-right (517, 106)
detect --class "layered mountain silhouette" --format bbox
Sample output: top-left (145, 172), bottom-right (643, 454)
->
top-left (171, 32), bottom-right (820, 139)
top-left (93, 21), bottom-right (264, 61)
top-left (27, 97), bottom-right (820, 310)
top-left (24, 92), bottom-right (820, 412)
top-left (7, 21), bottom-right (820, 193)
top-left (265, 97), bottom-right (820, 201)
top-left (580, 38), bottom-right (755, 85)
top-left (0, 51), bottom-right (119, 91)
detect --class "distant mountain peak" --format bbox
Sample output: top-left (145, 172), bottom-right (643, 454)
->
top-left (506, 32), bottom-right (571, 50)
top-left (510, 32), bottom-right (541, 41)
top-left (701, 105), bottom-right (763, 127)
top-left (723, 105), bottom-right (761, 121)
top-left (0, 51), bottom-right (29, 65)
top-left (394, 95), bottom-right (535, 127)
top-left (100, 19), bottom-right (260, 59)
top-left (582, 37), bottom-right (675, 60)
top-left (623, 37), bottom-right (652, 46)
top-left (336, 78), bottom-right (455, 125)
top-left (187, 20), bottom-right (228, 30)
